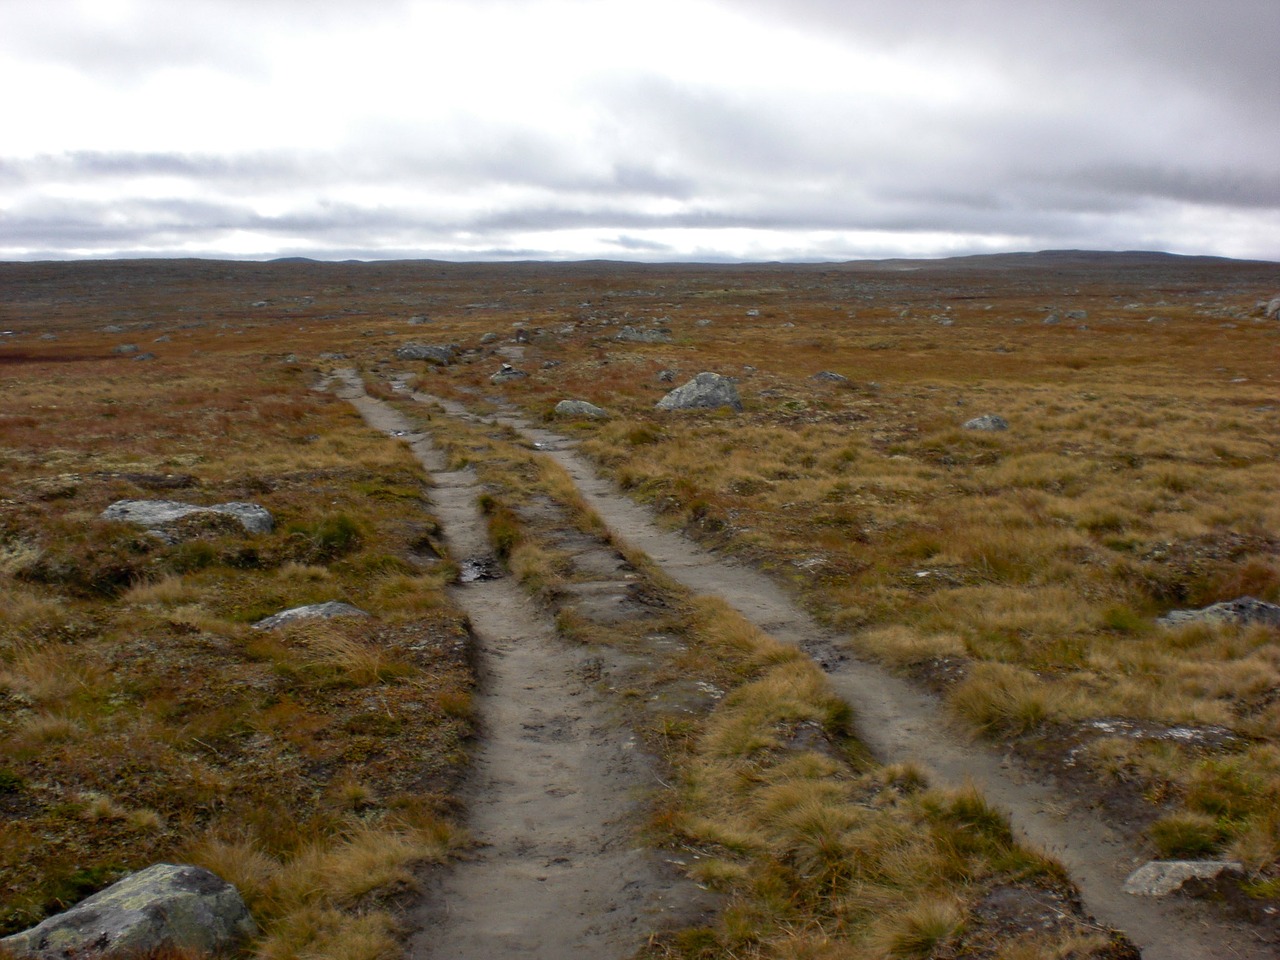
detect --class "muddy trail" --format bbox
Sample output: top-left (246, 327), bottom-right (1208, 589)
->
top-left (333, 373), bottom-right (712, 959)
top-left (377, 384), bottom-right (1271, 960)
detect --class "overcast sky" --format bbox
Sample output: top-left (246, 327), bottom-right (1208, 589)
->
top-left (2, 0), bottom-right (1278, 262)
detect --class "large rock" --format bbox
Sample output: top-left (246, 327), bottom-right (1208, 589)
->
top-left (393, 342), bottom-right (459, 364)
top-left (1262, 296), bottom-right (1280, 319)
top-left (656, 372), bottom-right (742, 412)
top-left (554, 399), bottom-right (609, 419)
top-left (102, 500), bottom-right (274, 535)
top-left (1123, 860), bottom-right (1243, 896)
top-left (963, 414), bottom-right (1009, 431)
top-left (253, 601), bottom-right (370, 630)
top-left (490, 363), bottom-right (528, 384)
top-left (1157, 596), bottom-right (1280, 629)
top-left (0, 863), bottom-right (256, 959)
top-left (614, 325), bottom-right (672, 344)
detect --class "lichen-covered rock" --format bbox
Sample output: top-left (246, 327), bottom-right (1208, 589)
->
top-left (614, 325), bottom-right (672, 344)
top-left (554, 399), bottom-right (609, 419)
top-left (253, 601), bottom-right (370, 630)
top-left (490, 363), bottom-right (528, 383)
top-left (101, 499), bottom-right (274, 535)
top-left (656, 372), bottom-right (742, 412)
top-left (962, 414), bottom-right (1008, 431)
top-left (0, 863), bottom-right (256, 959)
top-left (1157, 596), bottom-right (1280, 629)
top-left (811, 371), bottom-right (848, 383)
top-left (393, 342), bottom-right (459, 364)
top-left (1123, 860), bottom-right (1243, 896)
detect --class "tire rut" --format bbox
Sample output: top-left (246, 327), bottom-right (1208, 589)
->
top-left (408, 388), bottom-right (1272, 960)
top-left (332, 373), bottom-right (706, 960)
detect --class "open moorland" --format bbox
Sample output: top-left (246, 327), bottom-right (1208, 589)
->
top-left (1, 252), bottom-right (1278, 959)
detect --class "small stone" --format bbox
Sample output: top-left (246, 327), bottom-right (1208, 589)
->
top-left (113, 343), bottom-right (139, 354)
top-left (479, 332), bottom-right (499, 344)
top-left (811, 371), bottom-right (848, 383)
top-left (657, 369), bottom-right (676, 383)
top-left (962, 414), bottom-right (1008, 431)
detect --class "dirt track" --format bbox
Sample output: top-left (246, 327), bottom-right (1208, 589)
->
top-left (334, 373), bottom-right (709, 960)
top-left (335, 369), bottom-right (1271, 960)
top-left (407, 388), bottom-right (1272, 960)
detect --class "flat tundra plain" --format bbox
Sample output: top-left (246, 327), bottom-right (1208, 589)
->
top-left (1, 252), bottom-right (1278, 959)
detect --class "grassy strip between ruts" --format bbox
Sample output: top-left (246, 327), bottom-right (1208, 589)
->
top-left (400, 390), bottom-right (1136, 960)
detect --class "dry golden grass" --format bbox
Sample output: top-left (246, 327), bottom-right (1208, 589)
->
top-left (0, 288), bottom-right (476, 951)
top-left (3, 256), bottom-right (1276, 951)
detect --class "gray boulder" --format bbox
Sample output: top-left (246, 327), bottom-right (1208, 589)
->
top-left (811, 371), bottom-right (848, 384)
top-left (102, 500), bottom-right (274, 535)
top-left (657, 369), bottom-right (676, 383)
top-left (614, 325), bottom-right (672, 344)
top-left (113, 344), bottom-right (139, 355)
top-left (656, 372), bottom-right (742, 412)
top-left (554, 399), bottom-right (609, 420)
top-left (394, 342), bottom-right (459, 364)
top-left (479, 332), bottom-right (499, 344)
top-left (1157, 596), bottom-right (1280, 629)
top-left (490, 363), bottom-right (528, 384)
top-left (253, 601), bottom-right (370, 630)
top-left (962, 415), bottom-right (1009, 431)
top-left (1264, 297), bottom-right (1280, 319)
top-left (0, 863), bottom-right (255, 959)
top-left (1123, 860), bottom-right (1243, 896)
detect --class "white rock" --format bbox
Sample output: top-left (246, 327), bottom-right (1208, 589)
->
top-left (1123, 860), bottom-right (1242, 896)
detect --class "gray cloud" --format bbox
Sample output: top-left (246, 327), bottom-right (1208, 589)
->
top-left (2, 0), bottom-right (1277, 261)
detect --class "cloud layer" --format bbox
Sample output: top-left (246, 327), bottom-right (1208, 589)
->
top-left (3, 0), bottom-right (1277, 261)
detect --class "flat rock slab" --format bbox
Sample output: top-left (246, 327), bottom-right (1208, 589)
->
top-left (0, 863), bottom-right (255, 959)
top-left (1124, 860), bottom-right (1244, 897)
top-left (963, 414), bottom-right (1009, 431)
top-left (102, 499), bottom-right (274, 535)
top-left (253, 601), bottom-right (370, 630)
top-left (1157, 596), bottom-right (1280, 629)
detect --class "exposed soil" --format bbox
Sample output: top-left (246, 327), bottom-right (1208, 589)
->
top-left (404, 388), bottom-right (1276, 960)
top-left (334, 373), bottom-right (713, 960)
